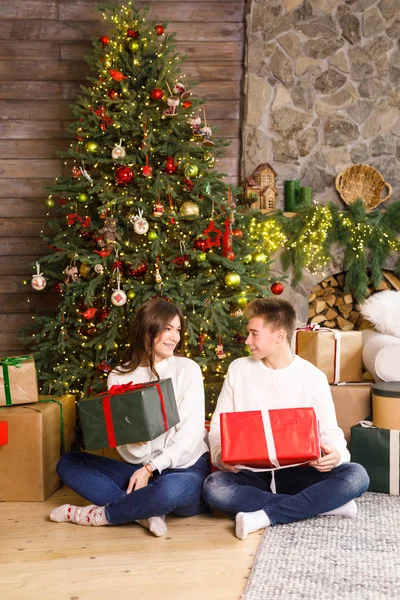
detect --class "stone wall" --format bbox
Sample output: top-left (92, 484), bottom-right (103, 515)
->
top-left (242, 0), bottom-right (400, 208)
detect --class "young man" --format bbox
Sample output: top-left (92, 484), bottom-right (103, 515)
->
top-left (203, 297), bottom-right (369, 540)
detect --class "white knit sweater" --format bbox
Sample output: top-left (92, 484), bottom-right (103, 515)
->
top-left (209, 355), bottom-right (350, 471)
top-left (107, 356), bottom-right (208, 473)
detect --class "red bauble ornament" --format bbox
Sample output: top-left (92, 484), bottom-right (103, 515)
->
top-left (151, 88), bottom-right (163, 100)
top-left (164, 157), bottom-right (177, 174)
top-left (227, 251), bottom-right (235, 261)
top-left (271, 282), bottom-right (284, 295)
top-left (99, 36), bottom-right (109, 46)
top-left (182, 101), bottom-right (192, 109)
top-left (232, 228), bottom-right (243, 238)
top-left (155, 25), bottom-right (164, 35)
top-left (115, 165), bottom-right (134, 185)
top-left (127, 29), bottom-right (139, 38)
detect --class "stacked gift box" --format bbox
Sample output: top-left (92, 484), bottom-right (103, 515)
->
top-left (295, 327), bottom-right (372, 445)
top-left (0, 354), bottom-right (76, 501)
top-left (351, 382), bottom-right (400, 495)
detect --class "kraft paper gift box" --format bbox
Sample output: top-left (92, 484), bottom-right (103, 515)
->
top-left (330, 383), bottom-right (372, 446)
top-left (351, 422), bottom-right (400, 495)
top-left (0, 395), bottom-right (76, 501)
top-left (371, 382), bottom-right (400, 430)
top-left (220, 408), bottom-right (320, 469)
top-left (295, 328), bottom-right (362, 383)
top-left (78, 379), bottom-right (180, 451)
top-left (0, 354), bottom-right (39, 407)
top-left (39, 394), bottom-right (77, 453)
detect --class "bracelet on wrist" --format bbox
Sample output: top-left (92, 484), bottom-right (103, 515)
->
top-left (144, 463), bottom-right (153, 477)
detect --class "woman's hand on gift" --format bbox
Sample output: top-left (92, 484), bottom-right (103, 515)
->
top-left (309, 444), bottom-right (340, 472)
top-left (126, 466), bottom-right (152, 493)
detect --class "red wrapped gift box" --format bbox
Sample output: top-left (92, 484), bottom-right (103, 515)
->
top-left (221, 408), bottom-right (320, 468)
top-left (0, 421), bottom-right (8, 445)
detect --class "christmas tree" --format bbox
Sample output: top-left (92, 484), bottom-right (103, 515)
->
top-left (23, 1), bottom-right (276, 416)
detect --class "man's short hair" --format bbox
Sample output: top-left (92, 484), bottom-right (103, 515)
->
top-left (244, 297), bottom-right (296, 343)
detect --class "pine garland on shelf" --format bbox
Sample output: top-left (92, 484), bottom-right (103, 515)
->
top-left (257, 199), bottom-right (400, 303)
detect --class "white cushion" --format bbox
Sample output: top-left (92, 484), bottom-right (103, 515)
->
top-left (360, 290), bottom-right (400, 338)
top-left (362, 329), bottom-right (400, 382)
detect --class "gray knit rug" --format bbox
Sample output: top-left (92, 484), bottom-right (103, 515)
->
top-left (243, 493), bottom-right (400, 600)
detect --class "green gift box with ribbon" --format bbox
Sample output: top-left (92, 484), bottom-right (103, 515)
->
top-left (351, 422), bottom-right (400, 495)
top-left (0, 354), bottom-right (39, 407)
top-left (79, 379), bottom-right (180, 451)
top-left (0, 395), bottom-right (76, 501)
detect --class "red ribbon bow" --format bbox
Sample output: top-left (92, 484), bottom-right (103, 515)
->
top-left (100, 381), bottom-right (169, 447)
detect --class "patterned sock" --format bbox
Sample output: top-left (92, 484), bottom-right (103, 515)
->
top-left (50, 504), bottom-right (109, 526)
top-left (320, 499), bottom-right (358, 518)
top-left (135, 515), bottom-right (167, 537)
top-left (235, 510), bottom-right (271, 540)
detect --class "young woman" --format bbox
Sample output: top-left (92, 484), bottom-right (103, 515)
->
top-left (50, 298), bottom-right (210, 536)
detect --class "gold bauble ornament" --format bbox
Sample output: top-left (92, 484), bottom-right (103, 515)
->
top-left (179, 201), bottom-right (200, 217)
top-left (237, 296), bottom-right (248, 308)
top-left (127, 290), bottom-right (136, 300)
top-left (252, 252), bottom-right (267, 264)
top-left (183, 163), bottom-right (199, 178)
top-left (224, 272), bottom-right (241, 288)
top-left (129, 41), bottom-right (140, 52)
top-left (243, 254), bottom-right (252, 264)
top-left (203, 152), bottom-right (214, 168)
top-left (79, 263), bottom-right (91, 279)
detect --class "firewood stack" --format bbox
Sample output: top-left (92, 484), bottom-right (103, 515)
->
top-left (308, 270), bottom-right (400, 331)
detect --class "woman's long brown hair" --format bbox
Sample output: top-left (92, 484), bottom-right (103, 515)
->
top-left (117, 298), bottom-right (185, 379)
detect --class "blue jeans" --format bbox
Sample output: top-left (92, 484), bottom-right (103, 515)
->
top-left (57, 451), bottom-right (210, 525)
top-left (202, 463), bottom-right (369, 526)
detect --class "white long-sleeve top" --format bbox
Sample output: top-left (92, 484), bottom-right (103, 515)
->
top-left (209, 355), bottom-right (350, 471)
top-left (107, 356), bottom-right (208, 473)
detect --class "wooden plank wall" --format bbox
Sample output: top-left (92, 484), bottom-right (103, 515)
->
top-left (0, 0), bottom-right (245, 356)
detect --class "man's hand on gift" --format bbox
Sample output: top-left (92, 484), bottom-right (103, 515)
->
top-left (309, 444), bottom-right (340, 472)
top-left (215, 451), bottom-right (240, 473)
top-left (126, 466), bottom-right (152, 493)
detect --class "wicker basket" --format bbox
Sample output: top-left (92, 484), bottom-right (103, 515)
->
top-left (335, 164), bottom-right (392, 211)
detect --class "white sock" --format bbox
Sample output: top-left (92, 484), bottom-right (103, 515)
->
top-left (320, 499), bottom-right (358, 518)
top-left (235, 510), bottom-right (271, 540)
top-left (50, 504), bottom-right (109, 526)
top-left (135, 515), bottom-right (167, 537)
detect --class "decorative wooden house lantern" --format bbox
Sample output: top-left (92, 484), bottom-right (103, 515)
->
top-left (244, 163), bottom-right (277, 212)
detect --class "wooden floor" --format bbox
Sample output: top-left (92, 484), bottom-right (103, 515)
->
top-left (0, 486), bottom-right (262, 600)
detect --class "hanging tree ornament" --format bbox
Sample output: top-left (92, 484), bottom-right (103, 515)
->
top-left (173, 81), bottom-right (191, 101)
top-left (142, 154), bottom-right (153, 177)
top-left (271, 282), bottom-right (284, 295)
top-left (111, 276), bottom-right (127, 307)
top-left (215, 335), bottom-right (227, 359)
top-left (72, 165), bottom-right (82, 178)
top-left (224, 272), bottom-right (241, 288)
top-left (154, 260), bottom-right (163, 287)
top-left (180, 201), bottom-right (200, 217)
top-left (129, 261), bottom-right (148, 279)
top-left (111, 139), bottom-right (126, 159)
top-left (115, 165), bottom-right (134, 185)
top-left (189, 116), bottom-right (203, 141)
top-left (151, 88), bottom-right (163, 100)
top-left (153, 192), bottom-right (164, 217)
top-left (94, 263), bottom-right (104, 274)
top-left (201, 107), bottom-right (215, 146)
top-left (132, 209), bottom-right (149, 235)
top-left (164, 156), bottom-right (178, 174)
top-left (31, 262), bottom-right (47, 291)
top-left (183, 163), bottom-right (199, 179)
top-left (154, 24), bottom-right (164, 35)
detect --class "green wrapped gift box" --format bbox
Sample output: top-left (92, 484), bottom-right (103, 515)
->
top-left (351, 422), bottom-right (400, 495)
top-left (78, 379), bottom-right (180, 451)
